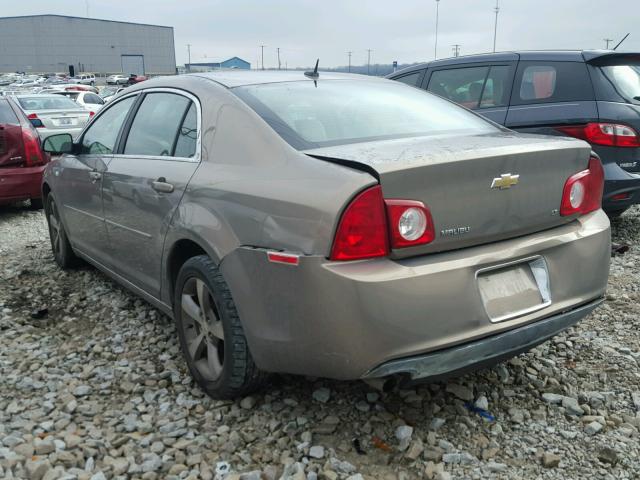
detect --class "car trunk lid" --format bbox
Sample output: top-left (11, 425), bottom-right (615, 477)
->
top-left (306, 132), bottom-right (592, 257)
top-left (26, 109), bottom-right (89, 129)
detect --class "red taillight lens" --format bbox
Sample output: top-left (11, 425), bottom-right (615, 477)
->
top-left (89, 111), bottom-right (95, 117)
top-left (556, 123), bottom-right (640, 148)
top-left (27, 113), bottom-right (44, 128)
top-left (21, 127), bottom-right (46, 167)
top-left (560, 157), bottom-right (604, 216)
top-left (385, 200), bottom-right (435, 248)
top-left (330, 186), bottom-right (389, 261)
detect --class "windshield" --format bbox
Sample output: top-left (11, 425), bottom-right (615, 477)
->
top-left (17, 96), bottom-right (81, 111)
top-left (233, 80), bottom-right (498, 149)
top-left (600, 63), bottom-right (640, 104)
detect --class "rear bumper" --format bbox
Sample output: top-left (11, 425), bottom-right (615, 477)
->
top-left (601, 160), bottom-right (640, 212)
top-left (0, 165), bottom-right (46, 204)
top-left (363, 298), bottom-right (602, 380)
top-left (221, 210), bottom-right (610, 380)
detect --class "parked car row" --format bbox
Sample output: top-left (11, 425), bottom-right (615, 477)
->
top-left (37, 68), bottom-right (610, 398)
top-left (388, 50), bottom-right (640, 217)
top-left (106, 73), bottom-right (148, 85)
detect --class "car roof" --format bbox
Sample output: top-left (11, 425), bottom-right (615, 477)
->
top-left (391, 50), bottom-right (640, 76)
top-left (189, 70), bottom-right (382, 88)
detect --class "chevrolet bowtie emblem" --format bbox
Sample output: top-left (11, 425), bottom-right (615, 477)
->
top-left (491, 173), bottom-right (520, 190)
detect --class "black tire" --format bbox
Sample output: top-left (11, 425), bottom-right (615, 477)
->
top-left (45, 195), bottom-right (80, 269)
top-left (606, 208), bottom-right (628, 219)
top-left (173, 255), bottom-right (267, 398)
top-left (29, 198), bottom-right (44, 210)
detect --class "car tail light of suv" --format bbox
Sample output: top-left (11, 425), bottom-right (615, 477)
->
top-left (560, 157), bottom-right (604, 216)
top-left (556, 123), bottom-right (640, 148)
top-left (21, 127), bottom-right (47, 167)
top-left (330, 186), bottom-right (436, 261)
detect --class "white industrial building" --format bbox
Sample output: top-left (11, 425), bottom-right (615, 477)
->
top-left (0, 14), bottom-right (176, 75)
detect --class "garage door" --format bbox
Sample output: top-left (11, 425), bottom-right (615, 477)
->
top-left (121, 55), bottom-right (145, 76)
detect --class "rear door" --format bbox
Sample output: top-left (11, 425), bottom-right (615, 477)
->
top-left (102, 89), bottom-right (200, 297)
top-left (424, 62), bottom-right (516, 124)
top-left (505, 60), bottom-right (598, 132)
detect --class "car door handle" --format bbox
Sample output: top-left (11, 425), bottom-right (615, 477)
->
top-left (151, 178), bottom-right (174, 193)
top-left (89, 171), bottom-right (102, 182)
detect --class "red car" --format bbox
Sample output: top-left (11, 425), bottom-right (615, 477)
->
top-left (0, 96), bottom-right (49, 208)
top-left (128, 74), bottom-right (148, 85)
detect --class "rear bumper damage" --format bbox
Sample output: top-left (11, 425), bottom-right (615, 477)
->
top-left (221, 210), bottom-right (610, 380)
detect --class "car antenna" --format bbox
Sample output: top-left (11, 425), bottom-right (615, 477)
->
top-left (613, 33), bottom-right (630, 50)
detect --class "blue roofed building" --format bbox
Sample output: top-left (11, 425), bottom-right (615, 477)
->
top-left (185, 57), bottom-right (251, 72)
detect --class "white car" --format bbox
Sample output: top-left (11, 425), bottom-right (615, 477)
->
top-left (9, 77), bottom-right (40, 88)
top-left (106, 74), bottom-right (129, 85)
top-left (99, 86), bottom-right (126, 102)
top-left (52, 90), bottom-right (105, 113)
top-left (70, 74), bottom-right (96, 86)
top-left (14, 94), bottom-right (91, 140)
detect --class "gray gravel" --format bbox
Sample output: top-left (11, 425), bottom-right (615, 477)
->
top-left (1, 203), bottom-right (640, 480)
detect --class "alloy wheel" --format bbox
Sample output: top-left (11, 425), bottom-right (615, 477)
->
top-left (181, 277), bottom-right (225, 380)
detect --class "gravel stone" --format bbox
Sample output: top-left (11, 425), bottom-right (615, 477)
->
top-left (312, 388), bottom-right (331, 403)
top-left (585, 421), bottom-right (604, 435)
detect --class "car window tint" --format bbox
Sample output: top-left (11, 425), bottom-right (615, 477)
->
top-left (427, 67), bottom-right (489, 108)
top-left (173, 102), bottom-right (198, 158)
top-left (394, 71), bottom-right (423, 87)
top-left (479, 66), bottom-right (510, 108)
top-left (124, 93), bottom-right (190, 156)
top-left (84, 93), bottom-right (103, 104)
top-left (81, 96), bottom-right (135, 154)
top-left (513, 61), bottom-right (594, 105)
top-left (0, 100), bottom-right (19, 124)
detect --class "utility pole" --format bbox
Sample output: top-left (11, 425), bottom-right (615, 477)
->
top-left (277, 47), bottom-right (281, 70)
top-left (347, 51), bottom-right (352, 72)
top-left (452, 44), bottom-right (461, 57)
top-left (493, 0), bottom-right (499, 53)
top-left (260, 45), bottom-right (265, 70)
top-left (186, 44), bottom-right (191, 72)
top-left (604, 38), bottom-right (614, 49)
top-left (434, 0), bottom-right (440, 60)
top-left (85, 0), bottom-right (90, 18)
top-left (367, 49), bottom-right (372, 75)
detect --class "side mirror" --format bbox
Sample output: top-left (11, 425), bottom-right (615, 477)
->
top-left (42, 133), bottom-right (74, 154)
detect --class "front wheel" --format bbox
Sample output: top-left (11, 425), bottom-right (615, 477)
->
top-left (45, 195), bottom-right (80, 269)
top-left (173, 255), bottom-right (267, 398)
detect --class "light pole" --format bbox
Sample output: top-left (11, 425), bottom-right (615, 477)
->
top-left (367, 49), bottom-right (372, 75)
top-left (260, 45), bottom-right (266, 70)
top-left (277, 47), bottom-right (281, 70)
top-left (452, 44), bottom-right (461, 57)
top-left (604, 38), bottom-right (613, 49)
top-left (493, 0), bottom-right (499, 53)
top-left (186, 44), bottom-right (191, 73)
top-left (347, 51), bottom-right (352, 72)
top-left (434, 0), bottom-right (440, 60)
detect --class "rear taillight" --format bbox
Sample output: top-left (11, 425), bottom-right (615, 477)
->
top-left (89, 111), bottom-right (95, 117)
top-left (330, 186), bottom-right (389, 261)
top-left (21, 127), bottom-right (47, 167)
top-left (385, 200), bottom-right (435, 248)
top-left (330, 186), bottom-right (437, 261)
top-left (556, 123), bottom-right (640, 148)
top-left (27, 113), bottom-right (43, 128)
top-left (560, 157), bottom-right (604, 216)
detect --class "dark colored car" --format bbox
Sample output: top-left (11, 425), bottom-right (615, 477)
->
top-left (0, 96), bottom-right (49, 208)
top-left (388, 51), bottom-right (640, 216)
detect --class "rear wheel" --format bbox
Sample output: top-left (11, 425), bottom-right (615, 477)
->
top-left (45, 195), bottom-right (80, 269)
top-left (29, 198), bottom-right (43, 210)
top-left (173, 255), bottom-right (266, 398)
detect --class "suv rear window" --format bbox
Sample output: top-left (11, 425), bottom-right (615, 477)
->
top-left (594, 60), bottom-right (640, 105)
top-left (512, 61), bottom-right (594, 105)
top-left (233, 80), bottom-right (497, 150)
top-left (0, 99), bottom-right (19, 124)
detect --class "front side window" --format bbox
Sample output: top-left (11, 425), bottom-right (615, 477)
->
top-left (81, 96), bottom-right (135, 154)
top-left (124, 93), bottom-right (192, 156)
top-left (394, 71), bottom-right (423, 87)
top-left (233, 79), bottom-right (497, 150)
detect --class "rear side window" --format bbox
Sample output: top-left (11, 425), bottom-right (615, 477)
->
top-left (84, 93), bottom-right (103, 105)
top-left (427, 66), bottom-right (510, 109)
top-left (394, 71), bottom-right (423, 87)
top-left (0, 100), bottom-right (19, 124)
top-left (173, 103), bottom-right (198, 158)
top-left (512, 61), bottom-right (594, 105)
top-left (124, 93), bottom-right (192, 157)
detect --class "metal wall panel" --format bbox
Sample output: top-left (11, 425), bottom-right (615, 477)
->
top-left (0, 15), bottom-right (176, 74)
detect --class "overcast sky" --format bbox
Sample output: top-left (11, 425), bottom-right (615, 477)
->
top-left (4, 0), bottom-right (639, 69)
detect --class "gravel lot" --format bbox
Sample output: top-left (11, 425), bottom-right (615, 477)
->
top-left (1, 204), bottom-right (640, 480)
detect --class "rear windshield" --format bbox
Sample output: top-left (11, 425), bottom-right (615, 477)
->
top-left (17, 96), bottom-right (80, 111)
top-left (233, 80), bottom-right (497, 149)
top-left (599, 63), bottom-right (640, 105)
